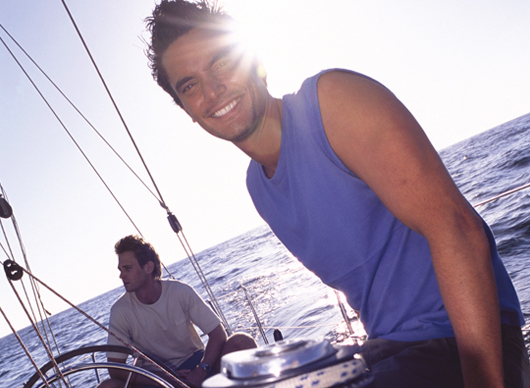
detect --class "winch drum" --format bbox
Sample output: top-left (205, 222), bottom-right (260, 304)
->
top-left (203, 338), bottom-right (373, 388)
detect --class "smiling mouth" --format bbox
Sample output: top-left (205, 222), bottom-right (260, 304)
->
top-left (211, 97), bottom-right (241, 118)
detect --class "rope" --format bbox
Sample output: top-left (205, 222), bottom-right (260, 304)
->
top-left (0, 219), bottom-right (15, 260)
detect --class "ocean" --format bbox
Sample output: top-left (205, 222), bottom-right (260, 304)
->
top-left (1, 112), bottom-right (529, 387)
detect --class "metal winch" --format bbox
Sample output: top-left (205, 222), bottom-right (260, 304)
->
top-left (203, 338), bottom-right (372, 388)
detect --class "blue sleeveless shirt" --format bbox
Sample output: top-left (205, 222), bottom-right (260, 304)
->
top-left (246, 69), bottom-right (523, 341)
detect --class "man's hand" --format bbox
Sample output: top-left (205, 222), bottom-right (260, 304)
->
top-left (177, 367), bottom-right (208, 388)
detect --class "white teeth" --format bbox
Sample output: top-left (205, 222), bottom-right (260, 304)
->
top-left (212, 98), bottom-right (240, 117)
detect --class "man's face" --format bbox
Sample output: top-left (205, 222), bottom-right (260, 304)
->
top-left (161, 28), bottom-right (269, 143)
top-left (117, 251), bottom-right (151, 293)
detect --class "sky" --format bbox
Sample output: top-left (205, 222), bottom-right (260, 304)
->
top-left (0, 0), bottom-right (529, 339)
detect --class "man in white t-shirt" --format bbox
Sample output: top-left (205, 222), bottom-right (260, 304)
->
top-left (98, 235), bottom-right (256, 388)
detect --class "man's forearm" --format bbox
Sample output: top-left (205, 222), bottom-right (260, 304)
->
top-left (429, 224), bottom-right (503, 388)
top-left (201, 324), bottom-right (227, 369)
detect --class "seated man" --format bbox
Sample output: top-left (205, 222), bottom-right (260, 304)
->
top-left (98, 235), bottom-right (256, 388)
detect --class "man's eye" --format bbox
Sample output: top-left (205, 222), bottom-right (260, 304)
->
top-left (181, 83), bottom-right (193, 93)
top-left (214, 57), bottom-right (230, 72)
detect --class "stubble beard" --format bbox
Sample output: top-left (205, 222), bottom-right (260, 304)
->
top-left (229, 83), bottom-right (268, 143)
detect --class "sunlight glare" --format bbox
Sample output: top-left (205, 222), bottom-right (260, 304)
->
top-left (227, 18), bottom-right (269, 80)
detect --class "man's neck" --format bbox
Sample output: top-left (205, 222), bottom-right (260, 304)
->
top-left (235, 96), bottom-right (282, 178)
top-left (134, 279), bottom-right (162, 305)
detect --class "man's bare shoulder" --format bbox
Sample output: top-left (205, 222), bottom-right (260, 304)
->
top-left (316, 69), bottom-right (409, 151)
top-left (316, 70), bottom-right (394, 106)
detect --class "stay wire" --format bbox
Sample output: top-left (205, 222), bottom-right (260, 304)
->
top-left (0, 35), bottom-right (144, 238)
top-left (6, 278), bottom-right (71, 387)
top-left (473, 182), bottom-right (530, 207)
top-left (0, 19), bottom-right (175, 279)
top-left (0, 32), bottom-right (168, 366)
top-left (59, 0), bottom-right (228, 322)
top-left (0, 307), bottom-right (54, 388)
top-left (181, 235), bottom-right (232, 335)
top-left (0, 23), bottom-right (162, 205)
top-left (176, 233), bottom-right (232, 334)
top-left (16, 274), bottom-right (68, 387)
top-left (0, 185), bottom-right (64, 371)
top-left (57, 0), bottom-right (179, 282)
top-left (0, 219), bottom-right (15, 261)
top-left (59, 0), bottom-right (168, 211)
top-left (0, 28), bottom-right (168, 324)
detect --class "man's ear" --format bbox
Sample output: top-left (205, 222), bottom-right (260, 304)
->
top-left (143, 261), bottom-right (154, 275)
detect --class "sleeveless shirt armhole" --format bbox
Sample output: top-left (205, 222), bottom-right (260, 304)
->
top-left (305, 69), bottom-right (362, 180)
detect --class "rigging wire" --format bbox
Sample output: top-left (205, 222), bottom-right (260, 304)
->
top-left (4, 0), bottom-right (528, 376)
top-left (0, 23), bottom-right (178, 280)
top-left (0, 23), bottom-right (162, 205)
top-left (0, 191), bottom-right (72, 387)
top-left (0, 35), bottom-right (144, 238)
top-left (0, 307), bottom-right (54, 388)
top-left (0, 17), bottom-right (231, 335)
top-left (1, 258), bottom-right (189, 388)
top-left (59, 0), bottom-right (169, 212)
top-left (59, 0), bottom-right (232, 333)
top-left (6, 278), bottom-right (71, 388)
top-left (0, 4), bottom-right (528, 386)
top-left (472, 182), bottom-right (530, 207)
top-left (0, 184), bottom-right (64, 370)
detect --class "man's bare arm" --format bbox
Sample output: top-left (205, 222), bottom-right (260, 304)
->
top-left (318, 70), bottom-right (503, 388)
top-left (180, 324), bottom-right (227, 387)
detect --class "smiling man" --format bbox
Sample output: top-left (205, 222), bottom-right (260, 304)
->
top-left (99, 235), bottom-right (256, 388)
top-left (144, 1), bottom-right (529, 388)
top-left (161, 28), bottom-right (269, 143)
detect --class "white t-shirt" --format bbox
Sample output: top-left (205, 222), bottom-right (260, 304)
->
top-left (107, 280), bottom-right (221, 370)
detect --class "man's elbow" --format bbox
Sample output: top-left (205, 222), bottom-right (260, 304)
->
top-left (212, 324), bottom-right (228, 342)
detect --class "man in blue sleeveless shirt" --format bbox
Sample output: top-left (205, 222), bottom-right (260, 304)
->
top-left (145, 1), bottom-right (529, 387)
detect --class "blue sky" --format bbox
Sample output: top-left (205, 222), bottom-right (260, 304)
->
top-left (0, 0), bottom-right (529, 338)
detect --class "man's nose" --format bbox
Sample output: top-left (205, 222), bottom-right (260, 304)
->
top-left (203, 77), bottom-right (226, 101)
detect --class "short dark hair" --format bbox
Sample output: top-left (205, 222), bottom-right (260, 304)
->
top-left (145, 0), bottom-right (233, 108)
top-left (115, 235), bottom-right (162, 280)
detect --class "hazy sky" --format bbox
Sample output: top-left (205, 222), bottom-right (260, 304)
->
top-left (0, 0), bottom-right (529, 339)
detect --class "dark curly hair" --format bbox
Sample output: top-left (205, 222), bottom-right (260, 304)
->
top-left (115, 235), bottom-right (162, 280)
top-left (145, 0), bottom-right (233, 108)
